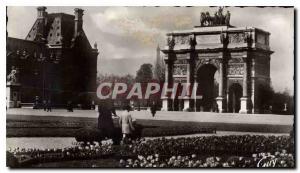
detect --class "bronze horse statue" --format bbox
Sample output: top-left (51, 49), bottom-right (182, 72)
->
top-left (200, 12), bottom-right (213, 26)
top-left (200, 7), bottom-right (231, 26)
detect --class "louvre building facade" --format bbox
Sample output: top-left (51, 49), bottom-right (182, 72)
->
top-left (6, 7), bottom-right (98, 108)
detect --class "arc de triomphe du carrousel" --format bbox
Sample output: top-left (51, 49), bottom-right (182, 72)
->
top-left (161, 8), bottom-right (273, 114)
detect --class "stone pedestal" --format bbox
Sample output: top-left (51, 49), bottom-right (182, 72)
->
top-left (216, 96), bottom-right (225, 113)
top-left (183, 97), bottom-right (190, 111)
top-left (161, 97), bottom-right (168, 111)
top-left (239, 97), bottom-right (251, 113)
top-left (6, 82), bottom-right (21, 108)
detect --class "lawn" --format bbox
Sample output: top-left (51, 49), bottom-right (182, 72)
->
top-left (6, 114), bottom-right (292, 138)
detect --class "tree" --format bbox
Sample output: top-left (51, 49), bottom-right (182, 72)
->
top-left (154, 46), bottom-right (165, 82)
top-left (135, 64), bottom-right (154, 107)
top-left (135, 63), bottom-right (153, 83)
top-left (257, 84), bottom-right (274, 112)
top-left (271, 88), bottom-right (294, 115)
top-left (96, 73), bottom-right (135, 108)
top-left (257, 85), bottom-right (294, 115)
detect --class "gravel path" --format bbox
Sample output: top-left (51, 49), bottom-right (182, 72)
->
top-left (7, 108), bottom-right (293, 125)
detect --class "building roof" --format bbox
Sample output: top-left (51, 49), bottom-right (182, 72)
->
top-left (7, 37), bottom-right (48, 60)
top-left (25, 12), bottom-right (91, 49)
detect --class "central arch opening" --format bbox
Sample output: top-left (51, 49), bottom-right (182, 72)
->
top-left (228, 83), bottom-right (243, 113)
top-left (196, 64), bottom-right (218, 112)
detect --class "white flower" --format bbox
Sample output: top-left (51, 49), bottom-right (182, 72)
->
top-left (138, 155), bottom-right (144, 160)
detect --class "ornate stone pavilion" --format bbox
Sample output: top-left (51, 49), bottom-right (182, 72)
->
top-left (6, 7), bottom-right (98, 108)
top-left (161, 9), bottom-right (273, 114)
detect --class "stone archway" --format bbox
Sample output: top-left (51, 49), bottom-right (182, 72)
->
top-left (228, 83), bottom-right (243, 113)
top-left (196, 64), bottom-right (218, 112)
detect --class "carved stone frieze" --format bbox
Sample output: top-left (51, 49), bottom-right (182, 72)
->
top-left (174, 35), bottom-right (190, 45)
top-left (228, 64), bottom-right (244, 75)
top-left (173, 64), bottom-right (187, 75)
top-left (229, 33), bottom-right (246, 43)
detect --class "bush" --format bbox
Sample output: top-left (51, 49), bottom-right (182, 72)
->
top-left (74, 123), bottom-right (213, 143)
top-left (75, 127), bottom-right (104, 144)
top-left (74, 124), bottom-right (144, 145)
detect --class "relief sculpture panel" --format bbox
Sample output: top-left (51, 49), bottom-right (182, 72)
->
top-left (228, 64), bottom-right (244, 75)
top-left (174, 36), bottom-right (190, 45)
top-left (229, 33), bottom-right (246, 43)
top-left (173, 64), bottom-right (187, 76)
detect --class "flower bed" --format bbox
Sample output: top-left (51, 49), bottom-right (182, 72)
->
top-left (119, 151), bottom-right (294, 168)
top-left (120, 135), bottom-right (294, 157)
top-left (7, 135), bottom-right (295, 168)
top-left (7, 142), bottom-right (114, 167)
top-left (117, 135), bottom-right (294, 168)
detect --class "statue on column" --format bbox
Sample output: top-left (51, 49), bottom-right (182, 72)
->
top-left (7, 66), bottom-right (20, 83)
top-left (200, 12), bottom-right (206, 26)
top-left (189, 35), bottom-right (197, 48)
top-left (214, 12), bottom-right (219, 25)
top-left (167, 36), bottom-right (175, 50)
top-left (244, 31), bottom-right (253, 46)
top-left (225, 10), bottom-right (231, 26)
top-left (217, 7), bottom-right (224, 25)
top-left (220, 31), bottom-right (229, 45)
top-left (205, 12), bottom-right (212, 26)
top-left (94, 42), bottom-right (98, 49)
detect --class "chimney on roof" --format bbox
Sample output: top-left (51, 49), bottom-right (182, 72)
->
top-left (74, 8), bottom-right (84, 37)
top-left (36, 6), bottom-right (47, 42)
top-left (37, 6), bottom-right (47, 19)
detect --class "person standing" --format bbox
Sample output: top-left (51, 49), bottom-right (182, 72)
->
top-left (33, 96), bottom-right (40, 109)
top-left (97, 100), bottom-right (117, 139)
top-left (46, 99), bottom-right (52, 112)
top-left (67, 100), bottom-right (73, 112)
top-left (150, 101), bottom-right (157, 117)
top-left (119, 105), bottom-right (135, 139)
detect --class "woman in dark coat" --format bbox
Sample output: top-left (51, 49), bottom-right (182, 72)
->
top-left (97, 100), bottom-right (117, 138)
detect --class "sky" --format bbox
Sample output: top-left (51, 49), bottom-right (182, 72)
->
top-left (7, 6), bottom-right (294, 94)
